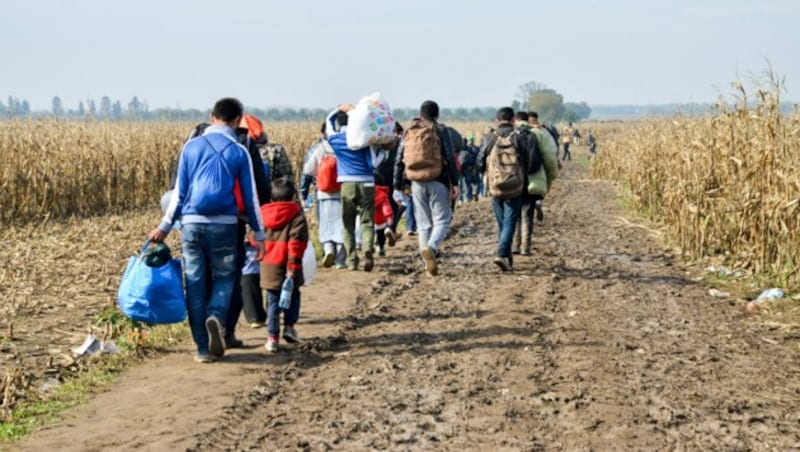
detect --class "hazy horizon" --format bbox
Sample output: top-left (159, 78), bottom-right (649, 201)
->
top-left (2, 0), bottom-right (798, 111)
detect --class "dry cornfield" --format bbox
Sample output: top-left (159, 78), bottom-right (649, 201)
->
top-left (0, 120), bottom-right (323, 226)
top-left (592, 85), bottom-right (800, 288)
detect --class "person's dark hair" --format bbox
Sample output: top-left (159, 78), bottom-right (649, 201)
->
top-left (496, 107), bottom-right (514, 122)
top-left (420, 100), bottom-right (439, 121)
top-left (319, 121), bottom-right (326, 135)
top-left (514, 111), bottom-right (529, 121)
top-left (528, 111), bottom-right (539, 120)
top-left (394, 121), bottom-right (404, 135)
top-left (211, 98), bottom-right (244, 123)
top-left (335, 110), bottom-right (348, 127)
top-left (271, 177), bottom-right (296, 202)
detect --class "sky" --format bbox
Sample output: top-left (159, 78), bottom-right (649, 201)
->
top-left (1, 0), bottom-right (798, 111)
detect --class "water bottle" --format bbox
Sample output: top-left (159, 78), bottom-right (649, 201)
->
top-left (278, 275), bottom-right (294, 309)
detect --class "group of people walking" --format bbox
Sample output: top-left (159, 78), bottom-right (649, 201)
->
top-left (147, 97), bottom-right (564, 363)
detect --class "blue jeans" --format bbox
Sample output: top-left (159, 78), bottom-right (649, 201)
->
top-left (491, 197), bottom-right (522, 259)
top-left (181, 223), bottom-right (238, 354)
top-left (406, 195), bottom-right (417, 232)
top-left (266, 288), bottom-right (301, 337)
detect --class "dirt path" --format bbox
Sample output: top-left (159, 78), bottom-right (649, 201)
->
top-left (19, 157), bottom-right (800, 451)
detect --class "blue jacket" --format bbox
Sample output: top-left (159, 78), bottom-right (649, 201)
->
top-left (159, 125), bottom-right (265, 241)
top-left (325, 109), bottom-right (374, 183)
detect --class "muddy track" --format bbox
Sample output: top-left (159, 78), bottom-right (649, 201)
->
top-left (20, 159), bottom-right (800, 451)
top-left (188, 163), bottom-right (800, 450)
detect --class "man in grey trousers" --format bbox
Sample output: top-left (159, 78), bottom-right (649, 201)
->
top-left (393, 100), bottom-right (459, 276)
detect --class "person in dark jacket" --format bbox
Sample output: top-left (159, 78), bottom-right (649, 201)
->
top-left (477, 107), bottom-right (532, 272)
top-left (393, 100), bottom-right (459, 276)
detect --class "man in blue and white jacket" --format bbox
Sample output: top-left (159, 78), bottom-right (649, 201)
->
top-left (325, 105), bottom-right (376, 272)
top-left (149, 97), bottom-right (265, 363)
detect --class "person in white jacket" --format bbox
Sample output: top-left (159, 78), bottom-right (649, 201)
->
top-left (302, 135), bottom-right (347, 269)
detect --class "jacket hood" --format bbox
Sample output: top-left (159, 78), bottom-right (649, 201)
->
top-left (514, 121), bottom-right (532, 132)
top-left (496, 122), bottom-right (515, 137)
top-left (262, 201), bottom-right (301, 230)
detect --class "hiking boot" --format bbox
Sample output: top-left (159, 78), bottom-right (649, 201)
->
top-left (493, 257), bottom-right (513, 272)
top-left (377, 246), bottom-right (386, 257)
top-left (407, 230), bottom-right (417, 236)
top-left (224, 333), bottom-right (244, 349)
top-left (364, 251), bottom-right (375, 272)
top-left (205, 316), bottom-right (225, 358)
top-left (520, 249), bottom-right (532, 256)
top-left (265, 337), bottom-right (279, 353)
top-left (535, 200), bottom-right (544, 222)
top-left (421, 247), bottom-right (439, 276)
top-left (322, 252), bottom-right (335, 268)
top-left (385, 229), bottom-right (396, 247)
top-left (282, 326), bottom-right (299, 344)
top-left (194, 352), bottom-right (213, 364)
top-left (393, 231), bottom-right (403, 242)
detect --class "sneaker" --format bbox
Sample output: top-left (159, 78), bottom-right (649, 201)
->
top-left (385, 229), bottom-right (396, 247)
top-left (336, 264), bottom-right (348, 270)
top-left (265, 337), bottom-right (279, 353)
top-left (493, 256), bottom-right (513, 272)
top-left (535, 200), bottom-right (544, 222)
top-left (421, 247), bottom-right (439, 276)
top-left (520, 249), bottom-right (532, 256)
top-left (205, 316), bottom-right (225, 358)
top-left (282, 326), bottom-right (299, 343)
top-left (194, 353), bottom-right (213, 364)
top-left (377, 246), bottom-right (386, 257)
top-left (322, 252), bottom-right (335, 268)
top-left (407, 230), bottom-right (417, 236)
top-left (224, 334), bottom-right (244, 349)
top-left (249, 321), bottom-right (266, 329)
top-left (364, 251), bottom-right (375, 272)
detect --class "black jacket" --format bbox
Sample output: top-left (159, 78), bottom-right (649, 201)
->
top-left (393, 120), bottom-right (459, 190)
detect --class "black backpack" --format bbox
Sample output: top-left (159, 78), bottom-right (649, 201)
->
top-left (458, 147), bottom-right (477, 168)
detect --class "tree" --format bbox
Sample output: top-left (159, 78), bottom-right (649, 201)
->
top-left (127, 96), bottom-right (143, 118)
top-left (21, 100), bottom-right (30, 116)
top-left (112, 100), bottom-right (123, 119)
top-left (100, 96), bottom-right (112, 117)
top-left (52, 96), bottom-right (64, 116)
top-left (87, 99), bottom-right (97, 116)
top-left (514, 81), bottom-right (591, 123)
top-left (564, 102), bottom-right (591, 121)
top-left (77, 101), bottom-right (86, 116)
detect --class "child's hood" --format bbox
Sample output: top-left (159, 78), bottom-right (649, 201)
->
top-left (261, 201), bottom-right (301, 230)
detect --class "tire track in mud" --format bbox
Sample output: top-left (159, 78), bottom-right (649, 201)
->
top-left (186, 161), bottom-right (799, 451)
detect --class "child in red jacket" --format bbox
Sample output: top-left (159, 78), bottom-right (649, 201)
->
top-left (374, 185), bottom-right (395, 257)
top-left (258, 178), bottom-right (309, 352)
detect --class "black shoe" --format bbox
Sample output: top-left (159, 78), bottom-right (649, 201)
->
top-left (224, 334), bottom-right (244, 349)
top-left (493, 257), bottom-right (513, 272)
top-left (205, 316), bottom-right (225, 358)
top-left (535, 200), bottom-right (544, 222)
top-left (364, 251), bottom-right (375, 272)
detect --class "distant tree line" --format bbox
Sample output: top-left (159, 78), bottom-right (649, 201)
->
top-left (8, 93), bottom-right (788, 123)
top-left (0, 95), bottom-right (515, 123)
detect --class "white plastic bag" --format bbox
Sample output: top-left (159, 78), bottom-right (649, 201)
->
top-left (346, 92), bottom-right (396, 150)
top-left (302, 244), bottom-right (317, 285)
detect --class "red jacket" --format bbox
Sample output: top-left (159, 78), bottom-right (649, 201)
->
top-left (258, 201), bottom-right (309, 290)
top-left (374, 186), bottom-right (394, 228)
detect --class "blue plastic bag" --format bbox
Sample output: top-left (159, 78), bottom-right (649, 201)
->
top-left (117, 241), bottom-right (187, 324)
